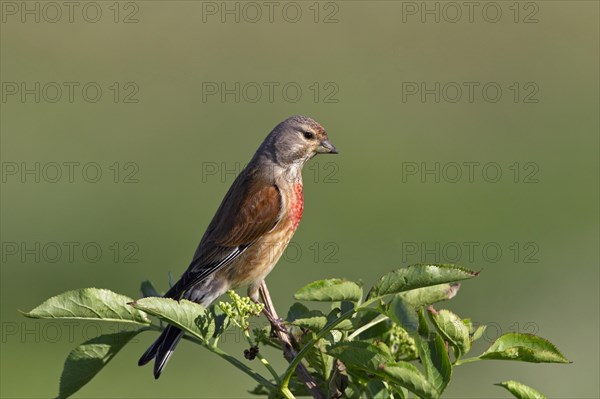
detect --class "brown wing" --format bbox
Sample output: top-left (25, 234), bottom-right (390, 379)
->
top-left (211, 181), bottom-right (282, 248)
top-left (165, 172), bottom-right (281, 299)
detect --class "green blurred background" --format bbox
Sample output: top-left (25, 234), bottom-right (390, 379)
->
top-left (1, 1), bottom-right (598, 397)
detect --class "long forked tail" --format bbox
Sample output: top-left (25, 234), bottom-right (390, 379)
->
top-left (138, 324), bottom-right (184, 379)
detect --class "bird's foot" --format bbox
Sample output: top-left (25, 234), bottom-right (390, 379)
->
top-left (262, 309), bottom-right (288, 335)
top-left (270, 318), bottom-right (288, 336)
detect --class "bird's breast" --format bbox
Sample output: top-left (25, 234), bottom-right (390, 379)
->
top-left (289, 182), bottom-right (304, 231)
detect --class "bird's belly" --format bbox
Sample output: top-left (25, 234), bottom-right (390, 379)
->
top-left (224, 226), bottom-right (296, 287)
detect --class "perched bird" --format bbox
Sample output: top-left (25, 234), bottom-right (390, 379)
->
top-left (138, 115), bottom-right (338, 378)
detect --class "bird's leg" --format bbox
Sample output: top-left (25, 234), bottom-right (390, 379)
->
top-left (247, 284), bottom-right (261, 304)
top-left (258, 281), bottom-right (324, 399)
top-left (254, 282), bottom-right (286, 334)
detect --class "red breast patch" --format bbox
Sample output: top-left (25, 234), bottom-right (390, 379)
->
top-left (290, 183), bottom-right (304, 230)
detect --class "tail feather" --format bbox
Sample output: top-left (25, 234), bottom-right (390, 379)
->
top-left (138, 324), bottom-right (184, 379)
top-left (138, 330), bottom-right (162, 367)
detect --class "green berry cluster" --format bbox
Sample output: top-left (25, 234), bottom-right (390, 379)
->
top-left (218, 291), bottom-right (265, 329)
top-left (388, 324), bottom-right (418, 361)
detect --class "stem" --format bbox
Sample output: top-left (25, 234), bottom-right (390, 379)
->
top-left (383, 381), bottom-right (394, 399)
top-left (233, 295), bottom-right (281, 384)
top-left (318, 341), bottom-right (329, 381)
top-left (259, 281), bottom-right (325, 399)
top-left (204, 343), bottom-right (277, 389)
top-left (281, 387), bottom-right (295, 399)
top-left (146, 324), bottom-right (277, 390)
top-left (242, 323), bottom-right (280, 383)
top-left (347, 315), bottom-right (388, 340)
top-left (257, 353), bottom-right (280, 383)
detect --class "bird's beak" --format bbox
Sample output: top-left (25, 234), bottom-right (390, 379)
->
top-left (316, 139), bottom-right (339, 154)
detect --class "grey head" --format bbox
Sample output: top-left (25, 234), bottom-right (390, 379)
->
top-left (257, 115), bottom-right (338, 167)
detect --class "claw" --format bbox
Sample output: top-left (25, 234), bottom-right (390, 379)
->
top-left (269, 318), bottom-right (288, 335)
top-left (263, 309), bottom-right (288, 335)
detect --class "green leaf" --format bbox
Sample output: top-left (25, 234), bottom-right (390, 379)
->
top-left (290, 311), bottom-right (344, 331)
top-left (367, 264), bottom-right (477, 300)
top-left (417, 307), bottom-right (430, 336)
top-left (366, 380), bottom-right (390, 399)
top-left (480, 333), bottom-right (570, 363)
top-left (286, 303), bottom-right (353, 331)
top-left (463, 319), bottom-right (486, 344)
top-left (393, 386), bottom-right (409, 399)
top-left (327, 342), bottom-right (439, 399)
top-left (22, 288), bottom-right (150, 325)
top-left (495, 380), bottom-right (547, 399)
top-left (355, 317), bottom-right (393, 341)
top-left (327, 309), bottom-right (356, 331)
top-left (129, 297), bottom-right (213, 341)
top-left (339, 300), bottom-right (356, 314)
top-left (388, 296), bottom-right (418, 334)
top-left (305, 343), bottom-right (334, 386)
top-left (374, 340), bottom-right (395, 358)
top-left (286, 302), bottom-right (311, 321)
top-left (417, 334), bottom-right (451, 394)
top-left (296, 314), bottom-right (353, 331)
top-left (397, 283), bottom-right (461, 307)
top-left (380, 362), bottom-right (439, 399)
top-left (140, 280), bottom-right (161, 297)
top-left (58, 330), bottom-right (141, 398)
top-left (471, 325), bottom-right (487, 342)
top-left (295, 279), bottom-right (363, 302)
top-left (327, 341), bottom-right (396, 375)
top-left (428, 308), bottom-right (471, 357)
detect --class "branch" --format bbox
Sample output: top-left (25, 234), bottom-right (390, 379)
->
top-left (279, 297), bottom-right (379, 393)
top-left (280, 307), bottom-right (356, 393)
top-left (259, 281), bottom-right (325, 399)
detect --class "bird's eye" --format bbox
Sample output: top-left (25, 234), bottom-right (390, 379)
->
top-left (302, 131), bottom-right (315, 140)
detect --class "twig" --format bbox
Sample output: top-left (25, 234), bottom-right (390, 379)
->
top-left (328, 359), bottom-right (348, 399)
top-left (229, 294), bottom-right (281, 383)
top-left (259, 281), bottom-right (325, 399)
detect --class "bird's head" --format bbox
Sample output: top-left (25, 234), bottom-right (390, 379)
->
top-left (262, 115), bottom-right (338, 166)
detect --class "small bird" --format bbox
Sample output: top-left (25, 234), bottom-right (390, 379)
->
top-left (138, 115), bottom-right (338, 378)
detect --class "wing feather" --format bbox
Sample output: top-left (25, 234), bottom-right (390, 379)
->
top-left (165, 171), bottom-right (281, 299)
